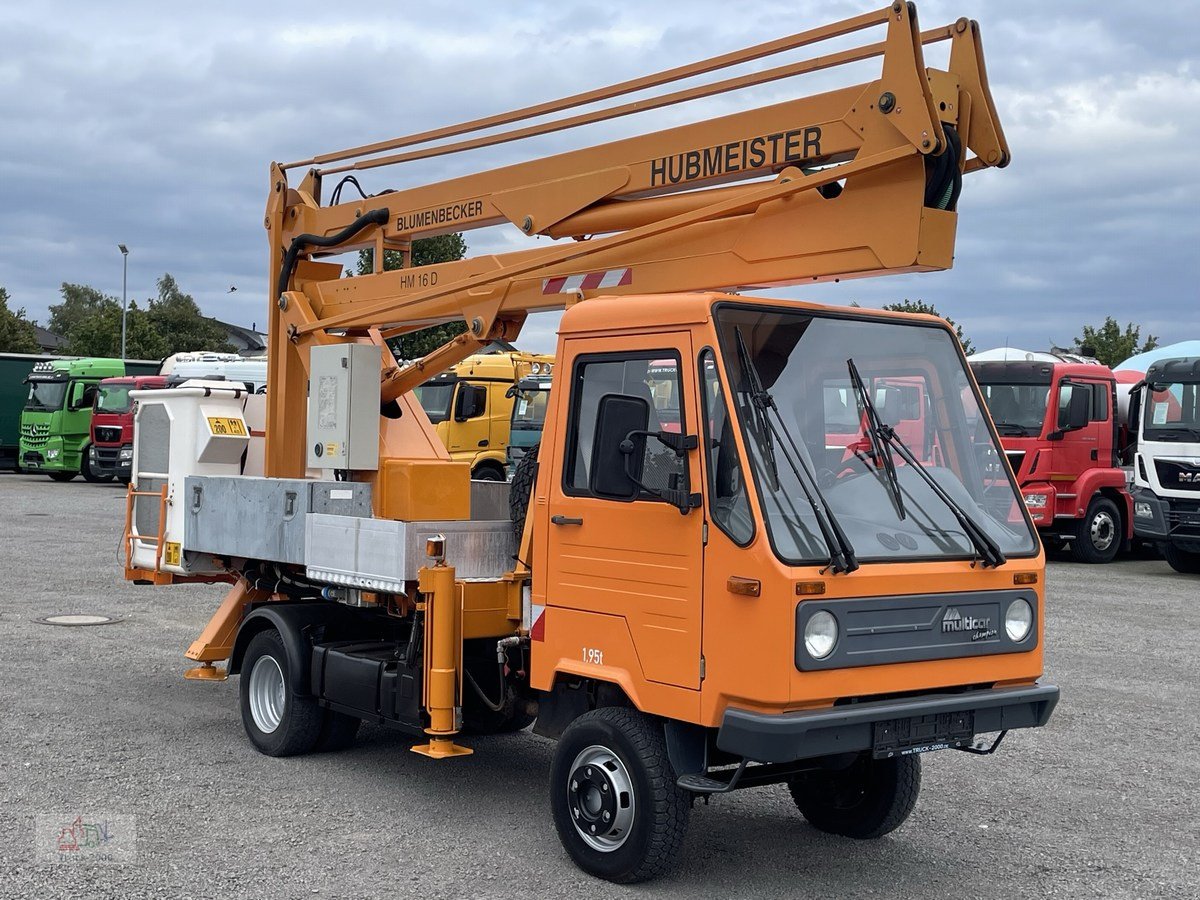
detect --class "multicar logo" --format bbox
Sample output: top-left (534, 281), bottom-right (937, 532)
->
top-left (941, 607), bottom-right (991, 634)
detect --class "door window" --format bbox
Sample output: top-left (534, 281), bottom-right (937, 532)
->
top-left (1057, 382), bottom-right (1093, 429)
top-left (564, 353), bottom-right (684, 500)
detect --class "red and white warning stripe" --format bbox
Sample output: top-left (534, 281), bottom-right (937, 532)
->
top-left (542, 268), bottom-right (632, 295)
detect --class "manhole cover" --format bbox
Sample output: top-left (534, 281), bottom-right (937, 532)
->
top-left (36, 615), bottom-right (122, 627)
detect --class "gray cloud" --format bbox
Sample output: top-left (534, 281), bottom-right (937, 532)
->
top-left (1, 1), bottom-right (1196, 357)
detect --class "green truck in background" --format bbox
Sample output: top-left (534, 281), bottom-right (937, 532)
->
top-left (7, 356), bottom-right (160, 481)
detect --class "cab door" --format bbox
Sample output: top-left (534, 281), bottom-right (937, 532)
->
top-left (1048, 378), bottom-right (1109, 478)
top-left (544, 334), bottom-right (705, 689)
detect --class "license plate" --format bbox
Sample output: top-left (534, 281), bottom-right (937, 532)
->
top-left (873, 711), bottom-right (974, 758)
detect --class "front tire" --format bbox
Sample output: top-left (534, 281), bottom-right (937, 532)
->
top-left (1163, 544), bottom-right (1200, 574)
top-left (1070, 497), bottom-right (1121, 564)
top-left (81, 450), bottom-right (114, 483)
top-left (472, 463), bottom-right (505, 482)
top-left (550, 707), bottom-right (689, 884)
top-left (787, 753), bottom-right (920, 839)
top-left (239, 630), bottom-right (325, 757)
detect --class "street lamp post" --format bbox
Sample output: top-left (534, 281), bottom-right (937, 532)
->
top-left (118, 244), bottom-right (129, 360)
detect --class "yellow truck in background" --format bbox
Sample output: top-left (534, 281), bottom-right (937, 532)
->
top-left (413, 351), bottom-right (554, 480)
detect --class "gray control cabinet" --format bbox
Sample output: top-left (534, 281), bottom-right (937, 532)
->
top-left (306, 343), bottom-right (381, 470)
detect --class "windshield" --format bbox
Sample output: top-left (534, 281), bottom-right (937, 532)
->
top-left (96, 385), bottom-right (133, 413)
top-left (715, 305), bottom-right (1038, 565)
top-left (25, 379), bottom-right (67, 412)
top-left (511, 387), bottom-right (549, 431)
top-left (975, 382), bottom-right (1050, 436)
top-left (1144, 381), bottom-right (1200, 440)
top-left (413, 380), bottom-right (455, 423)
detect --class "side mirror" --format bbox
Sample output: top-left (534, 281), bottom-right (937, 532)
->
top-left (69, 383), bottom-right (97, 411)
top-left (1126, 384), bottom-right (1143, 432)
top-left (454, 384), bottom-right (487, 421)
top-left (589, 394), bottom-right (649, 500)
top-left (1064, 387), bottom-right (1091, 430)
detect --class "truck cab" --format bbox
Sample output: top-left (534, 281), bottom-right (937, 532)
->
top-left (969, 360), bottom-right (1131, 563)
top-left (20, 357), bottom-right (127, 481)
top-left (1129, 357), bottom-right (1200, 573)
top-left (89, 375), bottom-right (169, 482)
top-left (506, 371), bottom-right (552, 475)
top-left (414, 351), bottom-right (554, 481)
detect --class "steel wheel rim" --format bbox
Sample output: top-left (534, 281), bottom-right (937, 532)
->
top-left (248, 655), bottom-right (286, 734)
top-left (1090, 510), bottom-right (1116, 551)
top-left (567, 745), bottom-right (636, 852)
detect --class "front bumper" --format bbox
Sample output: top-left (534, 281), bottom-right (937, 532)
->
top-left (91, 445), bottom-right (132, 477)
top-left (1132, 487), bottom-right (1200, 545)
top-left (716, 683), bottom-right (1059, 764)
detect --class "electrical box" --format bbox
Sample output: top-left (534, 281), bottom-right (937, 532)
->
top-left (307, 344), bottom-right (382, 471)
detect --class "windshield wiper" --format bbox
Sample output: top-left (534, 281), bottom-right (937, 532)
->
top-left (736, 327), bottom-right (858, 574)
top-left (846, 359), bottom-right (906, 519)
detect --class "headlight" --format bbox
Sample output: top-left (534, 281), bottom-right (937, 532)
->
top-left (1005, 598), bottom-right (1033, 642)
top-left (531, 362), bottom-right (541, 374)
top-left (1024, 493), bottom-right (1048, 509)
top-left (803, 610), bottom-right (838, 659)
top-left (1135, 501), bottom-right (1153, 519)
top-left (89, 448), bottom-right (96, 458)
top-left (119, 448), bottom-right (133, 460)
top-left (46, 449), bottom-right (60, 460)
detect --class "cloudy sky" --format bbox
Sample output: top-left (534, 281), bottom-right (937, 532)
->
top-left (2, 1), bottom-right (1196, 356)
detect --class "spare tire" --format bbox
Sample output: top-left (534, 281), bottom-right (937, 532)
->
top-left (509, 444), bottom-right (539, 539)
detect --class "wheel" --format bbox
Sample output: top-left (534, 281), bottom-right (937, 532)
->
top-left (1070, 497), bottom-right (1121, 563)
top-left (47, 471), bottom-right (76, 482)
top-left (472, 463), bottom-right (505, 482)
top-left (239, 630), bottom-right (325, 757)
top-left (316, 711), bottom-right (361, 752)
top-left (550, 707), bottom-right (689, 884)
top-left (509, 443), bottom-right (539, 538)
top-left (1163, 544), bottom-right (1200, 574)
top-left (787, 752), bottom-right (920, 839)
top-left (81, 450), bottom-right (114, 483)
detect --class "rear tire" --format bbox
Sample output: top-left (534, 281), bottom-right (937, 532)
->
top-left (787, 753), bottom-right (920, 839)
top-left (239, 630), bottom-right (325, 757)
top-left (509, 443), bottom-right (539, 539)
top-left (1163, 544), bottom-right (1200, 574)
top-left (550, 707), bottom-right (689, 883)
top-left (47, 471), bottom-right (76, 482)
top-left (1070, 497), bottom-right (1121, 564)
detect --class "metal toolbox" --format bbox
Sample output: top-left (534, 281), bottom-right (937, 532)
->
top-left (305, 514), bottom-right (517, 593)
top-left (184, 476), bottom-right (372, 565)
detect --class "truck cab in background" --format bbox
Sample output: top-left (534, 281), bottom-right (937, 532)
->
top-left (506, 370), bottom-right (552, 476)
top-left (162, 352), bottom-right (267, 392)
top-left (20, 357), bottom-right (159, 482)
top-left (414, 351), bottom-right (554, 481)
top-left (970, 360), bottom-right (1132, 563)
top-left (89, 375), bottom-right (169, 482)
top-left (1129, 357), bottom-right (1200, 573)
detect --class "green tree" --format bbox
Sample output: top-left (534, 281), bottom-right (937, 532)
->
top-left (0, 287), bottom-right (41, 353)
top-left (65, 300), bottom-right (169, 360)
top-left (880, 299), bottom-right (976, 355)
top-left (1072, 317), bottom-right (1158, 368)
top-left (355, 234), bottom-right (469, 360)
top-left (49, 283), bottom-right (119, 338)
top-left (146, 274), bottom-right (235, 354)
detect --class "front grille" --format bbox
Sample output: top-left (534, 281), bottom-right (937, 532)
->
top-left (1156, 460), bottom-right (1200, 492)
top-left (20, 423), bottom-right (49, 448)
top-left (95, 448), bottom-right (123, 465)
top-left (1167, 499), bottom-right (1200, 534)
top-left (95, 426), bottom-right (122, 443)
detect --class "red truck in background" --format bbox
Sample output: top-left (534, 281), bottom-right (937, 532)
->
top-left (970, 360), bottom-right (1132, 563)
top-left (88, 375), bottom-right (168, 482)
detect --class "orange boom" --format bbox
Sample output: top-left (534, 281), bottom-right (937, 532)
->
top-left (123, 3), bottom-right (1056, 883)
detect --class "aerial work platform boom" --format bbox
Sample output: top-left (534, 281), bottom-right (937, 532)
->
top-left (264, 1), bottom-right (1009, 478)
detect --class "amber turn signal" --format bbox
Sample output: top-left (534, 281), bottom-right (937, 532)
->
top-left (727, 576), bottom-right (761, 597)
top-left (1013, 572), bottom-right (1038, 585)
top-left (425, 535), bottom-right (446, 561)
top-left (795, 581), bottom-right (827, 596)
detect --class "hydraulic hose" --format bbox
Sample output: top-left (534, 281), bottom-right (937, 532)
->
top-left (276, 207), bottom-right (389, 300)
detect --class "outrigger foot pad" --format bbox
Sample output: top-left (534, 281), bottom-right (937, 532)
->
top-left (411, 738), bottom-right (473, 759)
top-left (184, 662), bottom-right (228, 681)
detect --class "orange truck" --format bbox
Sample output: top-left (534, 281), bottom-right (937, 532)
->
top-left (122, 4), bottom-right (1056, 883)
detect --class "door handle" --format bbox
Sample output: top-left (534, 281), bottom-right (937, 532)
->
top-left (551, 515), bottom-right (584, 526)
top-left (478, 439), bottom-right (489, 447)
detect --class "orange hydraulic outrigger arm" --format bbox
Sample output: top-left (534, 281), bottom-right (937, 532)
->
top-left (263, 2), bottom-right (1009, 479)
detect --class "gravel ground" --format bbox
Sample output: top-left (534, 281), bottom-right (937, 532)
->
top-left (1, 473), bottom-right (1197, 899)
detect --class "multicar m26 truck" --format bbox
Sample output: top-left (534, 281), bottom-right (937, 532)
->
top-left (122, 5), bottom-right (1057, 883)
top-left (1129, 357), bottom-right (1200, 573)
top-left (413, 351), bottom-right (553, 480)
top-left (20, 357), bottom-right (159, 481)
top-left (970, 359), bottom-right (1132, 562)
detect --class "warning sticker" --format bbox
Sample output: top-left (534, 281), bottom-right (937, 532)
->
top-left (206, 416), bottom-right (246, 436)
top-left (164, 542), bottom-right (182, 567)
